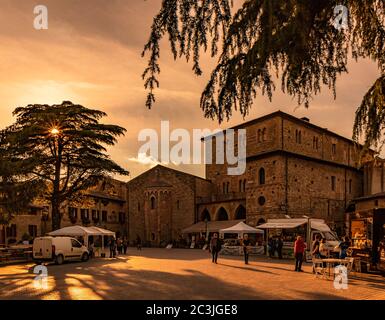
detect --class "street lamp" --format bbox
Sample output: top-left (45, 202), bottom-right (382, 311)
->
top-left (204, 218), bottom-right (208, 244)
top-left (303, 215), bottom-right (311, 251)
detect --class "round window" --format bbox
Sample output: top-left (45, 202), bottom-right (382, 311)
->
top-left (258, 196), bottom-right (266, 206)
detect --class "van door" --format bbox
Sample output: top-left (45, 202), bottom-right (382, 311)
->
top-left (70, 239), bottom-right (83, 260)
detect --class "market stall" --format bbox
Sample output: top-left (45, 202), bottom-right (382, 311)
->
top-left (48, 226), bottom-right (115, 256)
top-left (219, 222), bottom-right (265, 255)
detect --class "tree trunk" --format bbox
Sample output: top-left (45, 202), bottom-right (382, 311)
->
top-left (51, 199), bottom-right (61, 231)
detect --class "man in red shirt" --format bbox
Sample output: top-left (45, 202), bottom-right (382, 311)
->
top-left (294, 235), bottom-right (306, 272)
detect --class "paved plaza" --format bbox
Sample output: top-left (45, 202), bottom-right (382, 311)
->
top-left (0, 248), bottom-right (384, 300)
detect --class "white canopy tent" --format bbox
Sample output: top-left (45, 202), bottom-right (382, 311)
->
top-left (220, 222), bottom-right (264, 238)
top-left (48, 226), bottom-right (115, 252)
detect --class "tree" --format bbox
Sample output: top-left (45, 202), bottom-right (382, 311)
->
top-left (0, 101), bottom-right (129, 231)
top-left (142, 0), bottom-right (384, 145)
top-left (0, 134), bottom-right (42, 244)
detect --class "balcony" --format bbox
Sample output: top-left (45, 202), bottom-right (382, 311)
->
top-left (196, 192), bottom-right (246, 204)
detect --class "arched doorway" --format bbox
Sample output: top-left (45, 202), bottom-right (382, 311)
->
top-left (216, 207), bottom-right (229, 221)
top-left (257, 218), bottom-right (266, 226)
top-left (235, 205), bottom-right (246, 220)
top-left (200, 209), bottom-right (211, 221)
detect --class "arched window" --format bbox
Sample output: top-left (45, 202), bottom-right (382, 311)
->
top-left (262, 128), bottom-right (267, 141)
top-left (243, 179), bottom-right (247, 192)
top-left (217, 207), bottom-right (229, 221)
top-left (235, 205), bottom-right (246, 220)
top-left (239, 180), bottom-right (242, 192)
top-left (257, 218), bottom-right (266, 226)
top-left (222, 182), bottom-right (226, 194)
top-left (150, 196), bottom-right (156, 209)
top-left (201, 209), bottom-right (211, 221)
top-left (259, 168), bottom-right (265, 185)
top-left (257, 129), bottom-right (262, 143)
top-left (226, 182), bottom-right (230, 193)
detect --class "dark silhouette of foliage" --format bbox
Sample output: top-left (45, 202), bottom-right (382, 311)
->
top-left (142, 0), bottom-right (384, 147)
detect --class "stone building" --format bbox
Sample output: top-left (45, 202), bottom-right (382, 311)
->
top-left (0, 177), bottom-right (128, 244)
top-left (199, 111), bottom-right (368, 234)
top-left (127, 165), bottom-right (212, 246)
top-left (1, 110), bottom-right (377, 245)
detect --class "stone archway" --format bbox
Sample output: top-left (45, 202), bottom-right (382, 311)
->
top-left (235, 205), bottom-right (246, 220)
top-left (216, 207), bottom-right (229, 221)
top-left (200, 209), bottom-right (211, 221)
top-left (257, 218), bottom-right (266, 226)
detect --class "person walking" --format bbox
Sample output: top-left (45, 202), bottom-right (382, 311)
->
top-left (116, 238), bottom-right (122, 255)
top-left (136, 235), bottom-right (142, 251)
top-left (339, 236), bottom-right (350, 259)
top-left (109, 238), bottom-right (116, 258)
top-left (123, 237), bottom-right (128, 255)
top-left (294, 235), bottom-right (306, 272)
top-left (268, 237), bottom-right (274, 258)
top-left (242, 234), bottom-right (251, 264)
top-left (277, 236), bottom-right (284, 259)
top-left (312, 235), bottom-right (321, 259)
top-left (209, 233), bottom-right (222, 264)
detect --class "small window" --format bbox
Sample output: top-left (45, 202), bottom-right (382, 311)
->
top-left (239, 180), bottom-right (242, 192)
top-left (151, 233), bottom-right (156, 241)
top-left (374, 200), bottom-right (379, 207)
top-left (176, 200), bottom-right (180, 209)
top-left (151, 196), bottom-right (156, 209)
top-left (102, 211), bottom-right (108, 222)
top-left (257, 129), bottom-right (262, 143)
top-left (119, 212), bottom-right (125, 223)
top-left (69, 207), bottom-right (78, 218)
top-left (313, 137), bottom-right (319, 149)
top-left (332, 143), bottom-right (337, 155)
top-left (349, 179), bottom-right (352, 194)
top-left (138, 202), bottom-right (140, 212)
top-left (331, 176), bottom-right (336, 191)
top-left (258, 196), bottom-right (266, 206)
top-left (243, 180), bottom-right (246, 192)
top-left (29, 207), bottom-right (38, 215)
top-left (226, 182), bottom-right (230, 193)
top-left (28, 225), bottom-right (37, 238)
top-left (295, 130), bottom-right (302, 144)
top-left (259, 168), bottom-right (266, 185)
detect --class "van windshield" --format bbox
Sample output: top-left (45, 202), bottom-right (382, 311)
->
top-left (323, 232), bottom-right (339, 241)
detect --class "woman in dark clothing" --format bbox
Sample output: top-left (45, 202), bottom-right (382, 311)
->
top-left (136, 235), bottom-right (142, 251)
top-left (242, 234), bottom-right (251, 264)
top-left (210, 233), bottom-right (222, 264)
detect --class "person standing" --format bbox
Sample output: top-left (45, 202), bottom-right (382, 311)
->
top-left (312, 235), bottom-right (321, 259)
top-left (294, 235), bottom-right (306, 272)
top-left (136, 235), bottom-right (142, 251)
top-left (210, 233), bottom-right (222, 264)
top-left (339, 236), bottom-right (350, 259)
top-left (122, 237), bottom-right (128, 255)
top-left (268, 237), bottom-right (274, 258)
top-left (277, 236), bottom-right (284, 259)
top-left (109, 238), bottom-right (116, 258)
top-left (242, 234), bottom-right (251, 264)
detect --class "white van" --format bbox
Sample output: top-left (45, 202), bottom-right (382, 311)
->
top-left (33, 236), bottom-right (89, 265)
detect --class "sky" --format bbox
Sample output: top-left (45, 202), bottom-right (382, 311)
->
top-left (0, 0), bottom-right (381, 181)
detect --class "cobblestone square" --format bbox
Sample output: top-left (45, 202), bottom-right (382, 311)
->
top-left (0, 248), bottom-right (384, 300)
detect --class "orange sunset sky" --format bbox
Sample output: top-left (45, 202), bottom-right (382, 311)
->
top-left (0, 0), bottom-right (382, 180)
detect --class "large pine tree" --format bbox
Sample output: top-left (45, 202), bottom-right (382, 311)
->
top-left (0, 101), bottom-right (129, 231)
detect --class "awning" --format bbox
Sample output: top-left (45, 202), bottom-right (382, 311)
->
top-left (220, 222), bottom-right (264, 234)
top-left (48, 225), bottom-right (115, 237)
top-left (257, 219), bottom-right (307, 229)
top-left (182, 220), bottom-right (245, 233)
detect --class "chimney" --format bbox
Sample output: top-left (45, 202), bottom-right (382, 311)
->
top-left (301, 117), bottom-right (310, 122)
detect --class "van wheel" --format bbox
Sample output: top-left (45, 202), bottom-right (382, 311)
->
top-left (81, 252), bottom-right (89, 262)
top-left (55, 254), bottom-right (64, 265)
